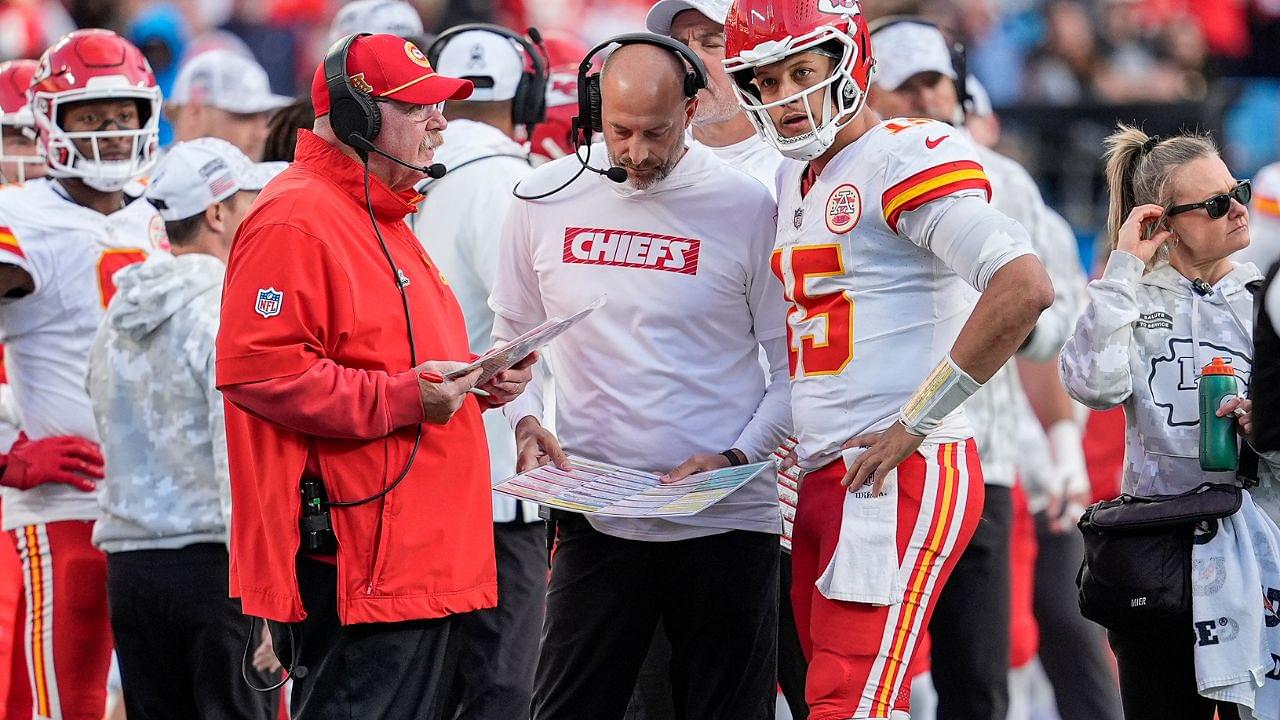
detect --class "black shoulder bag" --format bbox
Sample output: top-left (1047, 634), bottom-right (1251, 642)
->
top-left (1076, 482), bottom-right (1242, 632)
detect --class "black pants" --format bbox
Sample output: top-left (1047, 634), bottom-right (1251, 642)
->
top-left (106, 544), bottom-right (279, 720)
top-left (278, 556), bottom-right (453, 720)
top-left (929, 484), bottom-right (1012, 720)
top-left (1032, 511), bottom-right (1123, 720)
top-left (1109, 617), bottom-right (1240, 720)
top-left (445, 520), bottom-right (546, 720)
top-left (777, 550), bottom-right (808, 719)
top-left (625, 553), bottom-right (807, 720)
top-left (533, 514), bottom-right (779, 720)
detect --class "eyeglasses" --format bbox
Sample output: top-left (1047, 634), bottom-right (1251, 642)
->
top-left (1166, 180), bottom-right (1251, 220)
top-left (372, 98), bottom-right (444, 122)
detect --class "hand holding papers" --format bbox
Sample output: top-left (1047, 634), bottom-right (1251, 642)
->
top-left (445, 295), bottom-right (606, 385)
top-left (494, 455), bottom-right (772, 518)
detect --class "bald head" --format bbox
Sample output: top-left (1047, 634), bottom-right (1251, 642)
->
top-left (600, 43), bottom-right (688, 107)
top-left (598, 43), bottom-right (696, 190)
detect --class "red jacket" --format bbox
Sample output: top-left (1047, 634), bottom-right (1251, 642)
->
top-left (216, 130), bottom-right (495, 625)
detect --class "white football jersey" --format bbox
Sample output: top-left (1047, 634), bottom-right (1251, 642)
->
top-left (774, 118), bottom-right (994, 470)
top-left (1236, 162), bottom-right (1280, 271)
top-left (0, 179), bottom-right (164, 530)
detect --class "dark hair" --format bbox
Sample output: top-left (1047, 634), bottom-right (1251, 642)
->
top-left (163, 213), bottom-right (206, 247)
top-left (263, 97), bottom-right (315, 163)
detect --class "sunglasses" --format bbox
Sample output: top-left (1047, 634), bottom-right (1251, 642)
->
top-left (1166, 179), bottom-right (1251, 220)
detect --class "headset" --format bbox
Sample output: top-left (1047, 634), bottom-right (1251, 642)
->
top-left (867, 15), bottom-right (971, 115)
top-left (425, 24), bottom-right (550, 135)
top-left (513, 32), bottom-right (708, 200)
top-left (244, 33), bottom-right (442, 693)
top-left (324, 32), bottom-right (448, 178)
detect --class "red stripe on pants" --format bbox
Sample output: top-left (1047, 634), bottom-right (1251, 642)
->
top-left (9, 520), bottom-right (111, 720)
top-left (790, 441), bottom-right (985, 719)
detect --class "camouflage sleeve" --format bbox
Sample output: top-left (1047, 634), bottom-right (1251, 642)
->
top-left (1059, 250), bottom-right (1145, 409)
top-left (206, 350), bottom-right (231, 543)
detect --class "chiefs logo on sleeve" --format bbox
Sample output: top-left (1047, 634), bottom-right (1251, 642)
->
top-left (562, 228), bottom-right (700, 275)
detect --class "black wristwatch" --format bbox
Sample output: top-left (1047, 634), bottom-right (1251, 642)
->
top-left (720, 448), bottom-right (747, 467)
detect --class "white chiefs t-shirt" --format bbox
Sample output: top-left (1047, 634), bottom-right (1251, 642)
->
top-left (492, 142), bottom-right (789, 541)
top-left (774, 118), bottom-right (1024, 470)
top-left (0, 179), bottom-right (164, 530)
top-left (695, 133), bottom-right (793, 200)
top-left (414, 119), bottom-right (538, 523)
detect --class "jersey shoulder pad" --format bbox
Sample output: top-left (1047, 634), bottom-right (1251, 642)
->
top-left (876, 118), bottom-right (992, 233)
top-left (1255, 162), bottom-right (1280, 219)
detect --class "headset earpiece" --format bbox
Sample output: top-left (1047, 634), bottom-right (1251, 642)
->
top-left (424, 24), bottom-right (549, 129)
top-left (572, 32), bottom-right (708, 148)
top-left (324, 33), bottom-right (381, 148)
top-left (587, 75), bottom-right (603, 133)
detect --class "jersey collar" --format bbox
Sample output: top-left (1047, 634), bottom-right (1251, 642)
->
top-left (293, 130), bottom-right (421, 221)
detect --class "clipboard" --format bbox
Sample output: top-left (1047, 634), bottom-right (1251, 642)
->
top-left (445, 295), bottom-right (606, 385)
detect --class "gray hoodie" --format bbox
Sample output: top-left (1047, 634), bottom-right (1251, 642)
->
top-left (1060, 250), bottom-right (1280, 504)
top-left (88, 253), bottom-right (229, 553)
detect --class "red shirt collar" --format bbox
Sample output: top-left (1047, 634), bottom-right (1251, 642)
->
top-left (293, 129), bottom-right (424, 220)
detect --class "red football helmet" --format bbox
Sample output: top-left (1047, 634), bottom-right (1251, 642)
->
top-left (723, 0), bottom-right (874, 161)
top-left (529, 32), bottom-right (587, 163)
top-left (29, 29), bottom-right (162, 191)
top-left (0, 60), bottom-right (43, 183)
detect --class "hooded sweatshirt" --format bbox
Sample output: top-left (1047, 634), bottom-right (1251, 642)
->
top-left (88, 252), bottom-right (230, 553)
top-left (413, 119), bottom-right (535, 523)
top-left (1060, 250), bottom-right (1279, 499)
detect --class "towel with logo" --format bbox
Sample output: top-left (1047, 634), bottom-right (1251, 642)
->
top-left (1193, 491), bottom-right (1280, 719)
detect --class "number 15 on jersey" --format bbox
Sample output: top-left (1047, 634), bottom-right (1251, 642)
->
top-left (770, 244), bottom-right (854, 378)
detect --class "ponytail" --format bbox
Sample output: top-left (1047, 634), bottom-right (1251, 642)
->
top-left (1100, 124), bottom-right (1218, 267)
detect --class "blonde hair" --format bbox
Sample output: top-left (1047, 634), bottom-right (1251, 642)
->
top-left (1102, 124), bottom-right (1218, 264)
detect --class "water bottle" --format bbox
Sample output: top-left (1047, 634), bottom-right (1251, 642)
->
top-left (1199, 357), bottom-right (1239, 472)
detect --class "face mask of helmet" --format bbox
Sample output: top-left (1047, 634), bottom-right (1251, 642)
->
top-left (38, 97), bottom-right (160, 192)
top-left (722, 0), bottom-right (875, 162)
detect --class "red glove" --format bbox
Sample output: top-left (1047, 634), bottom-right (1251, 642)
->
top-left (0, 432), bottom-right (103, 492)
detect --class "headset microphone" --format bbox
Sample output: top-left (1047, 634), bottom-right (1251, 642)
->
top-left (347, 133), bottom-right (447, 178)
top-left (586, 157), bottom-right (628, 183)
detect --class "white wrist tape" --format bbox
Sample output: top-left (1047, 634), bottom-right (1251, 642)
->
top-left (899, 354), bottom-right (983, 436)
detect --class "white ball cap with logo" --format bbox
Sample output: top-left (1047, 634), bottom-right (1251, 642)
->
top-left (645, 0), bottom-right (733, 34)
top-left (867, 22), bottom-right (957, 92)
top-left (433, 30), bottom-right (527, 103)
top-left (329, 0), bottom-right (425, 43)
top-left (146, 137), bottom-right (286, 221)
top-left (170, 49), bottom-right (293, 115)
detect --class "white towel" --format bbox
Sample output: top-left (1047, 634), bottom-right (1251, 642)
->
top-left (816, 446), bottom-right (903, 605)
top-left (1193, 491), bottom-right (1280, 719)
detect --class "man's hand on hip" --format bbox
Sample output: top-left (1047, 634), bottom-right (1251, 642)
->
top-left (515, 416), bottom-right (570, 473)
top-left (0, 432), bottom-right (103, 492)
top-left (416, 361), bottom-right (482, 424)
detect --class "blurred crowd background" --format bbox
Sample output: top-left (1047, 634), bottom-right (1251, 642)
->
top-left (1, 0), bottom-right (1276, 261)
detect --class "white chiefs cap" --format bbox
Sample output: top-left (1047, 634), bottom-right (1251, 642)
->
top-left (329, 0), bottom-right (425, 43)
top-left (645, 0), bottom-right (733, 34)
top-left (169, 50), bottom-right (293, 115)
top-left (146, 138), bottom-right (286, 221)
top-left (432, 30), bottom-right (526, 103)
top-left (869, 21), bottom-right (957, 91)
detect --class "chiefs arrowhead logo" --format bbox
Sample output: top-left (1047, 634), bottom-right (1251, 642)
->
top-left (825, 184), bottom-right (862, 234)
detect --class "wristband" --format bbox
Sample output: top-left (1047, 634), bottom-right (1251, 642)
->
top-left (899, 353), bottom-right (983, 436)
top-left (720, 449), bottom-right (746, 467)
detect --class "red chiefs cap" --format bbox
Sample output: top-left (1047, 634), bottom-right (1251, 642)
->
top-left (312, 34), bottom-right (473, 116)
